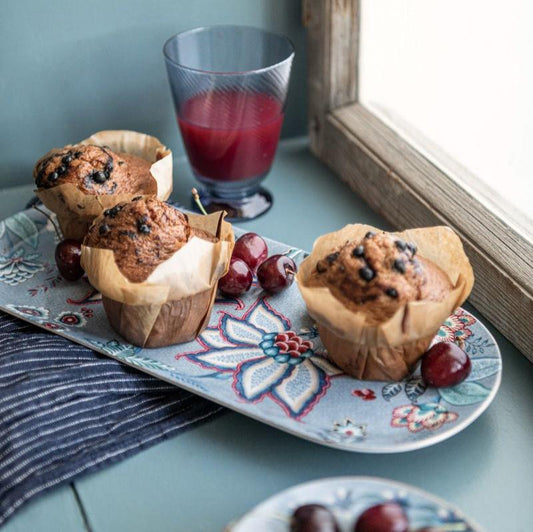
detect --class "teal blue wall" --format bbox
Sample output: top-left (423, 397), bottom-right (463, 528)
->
top-left (0, 0), bottom-right (307, 189)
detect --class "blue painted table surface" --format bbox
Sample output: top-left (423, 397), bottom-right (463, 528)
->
top-left (1, 138), bottom-right (532, 532)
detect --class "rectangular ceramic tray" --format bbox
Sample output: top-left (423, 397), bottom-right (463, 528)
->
top-left (0, 206), bottom-right (501, 453)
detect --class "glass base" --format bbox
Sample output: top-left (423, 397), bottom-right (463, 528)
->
top-left (191, 187), bottom-right (273, 221)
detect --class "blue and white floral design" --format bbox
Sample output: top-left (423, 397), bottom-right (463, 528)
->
top-left (328, 419), bottom-right (367, 443)
top-left (0, 249), bottom-right (44, 286)
top-left (1, 212), bottom-right (41, 249)
top-left (181, 299), bottom-right (342, 419)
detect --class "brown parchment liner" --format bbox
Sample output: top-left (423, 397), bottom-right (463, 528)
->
top-left (35, 130), bottom-right (173, 240)
top-left (296, 224), bottom-right (474, 382)
top-left (81, 211), bottom-right (234, 348)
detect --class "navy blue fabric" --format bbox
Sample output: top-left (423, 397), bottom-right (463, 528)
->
top-left (0, 312), bottom-right (225, 526)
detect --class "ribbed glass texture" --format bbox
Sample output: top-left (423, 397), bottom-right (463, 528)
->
top-left (164, 26), bottom-right (294, 219)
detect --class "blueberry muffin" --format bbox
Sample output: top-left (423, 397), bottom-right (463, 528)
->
top-left (81, 198), bottom-right (234, 348)
top-left (33, 130), bottom-right (173, 240)
top-left (312, 231), bottom-right (453, 325)
top-left (84, 197), bottom-right (213, 282)
top-left (297, 225), bottom-right (474, 381)
top-left (34, 145), bottom-right (156, 195)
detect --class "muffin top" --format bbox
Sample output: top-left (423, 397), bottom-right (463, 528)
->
top-left (311, 231), bottom-right (453, 323)
top-left (84, 197), bottom-right (213, 282)
top-left (34, 144), bottom-right (156, 195)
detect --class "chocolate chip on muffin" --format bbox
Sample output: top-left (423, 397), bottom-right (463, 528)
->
top-left (393, 258), bottom-right (406, 274)
top-left (326, 252), bottom-right (339, 264)
top-left (359, 266), bottom-right (375, 281)
top-left (352, 244), bottom-right (364, 257)
top-left (91, 170), bottom-right (108, 184)
top-left (99, 223), bottom-right (110, 235)
top-left (316, 260), bottom-right (328, 273)
top-left (136, 216), bottom-right (151, 234)
top-left (395, 239), bottom-right (407, 252)
top-left (104, 204), bottom-right (123, 218)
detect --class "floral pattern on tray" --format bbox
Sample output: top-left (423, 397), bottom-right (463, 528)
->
top-left (178, 299), bottom-right (342, 419)
top-left (0, 207), bottom-right (502, 452)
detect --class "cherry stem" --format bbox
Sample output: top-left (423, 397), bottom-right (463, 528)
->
top-left (191, 188), bottom-right (208, 216)
top-left (32, 204), bottom-right (62, 239)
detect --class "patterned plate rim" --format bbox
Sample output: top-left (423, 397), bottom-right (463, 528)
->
top-left (229, 475), bottom-right (485, 532)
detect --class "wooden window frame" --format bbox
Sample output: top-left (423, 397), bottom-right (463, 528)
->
top-left (303, 0), bottom-right (533, 360)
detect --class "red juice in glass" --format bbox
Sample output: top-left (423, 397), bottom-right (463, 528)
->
top-left (164, 26), bottom-right (294, 219)
top-left (178, 90), bottom-right (284, 182)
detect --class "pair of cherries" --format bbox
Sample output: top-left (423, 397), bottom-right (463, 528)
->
top-left (292, 502), bottom-right (439, 532)
top-left (218, 232), bottom-right (297, 297)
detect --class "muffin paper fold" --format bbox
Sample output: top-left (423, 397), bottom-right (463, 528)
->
top-left (81, 211), bottom-right (234, 348)
top-left (35, 130), bottom-right (173, 240)
top-left (296, 224), bottom-right (474, 381)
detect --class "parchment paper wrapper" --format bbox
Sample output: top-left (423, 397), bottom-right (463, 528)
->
top-left (35, 130), bottom-right (173, 240)
top-left (296, 224), bottom-right (474, 381)
top-left (81, 211), bottom-right (234, 348)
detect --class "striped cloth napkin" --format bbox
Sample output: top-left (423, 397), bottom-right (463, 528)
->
top-left (0, 312), bottom-right (225, 526)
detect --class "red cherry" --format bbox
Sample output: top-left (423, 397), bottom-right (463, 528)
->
top-left (354, 503), bottom-right (409, 532)
top-left (257, 254), bottom-right (297, 293)
top-left (218, 257), bottom-right (253, 297)
top-left (55, 239), bottom-right (84, 281)
top-left (421, 342), bottom-right (472, 388)
top-left (232, 232), bottom-right (268, 272)
top-left (291, 504), bottom-right (340, 532)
